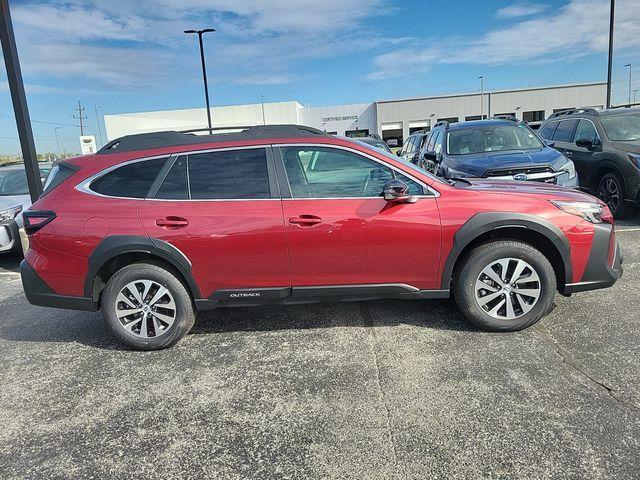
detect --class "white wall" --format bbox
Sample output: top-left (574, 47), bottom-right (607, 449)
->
top-left (301, 103), bottom-right (376, 136)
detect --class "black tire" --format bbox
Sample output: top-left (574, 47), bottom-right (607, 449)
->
top-left (101, 263), bottom-right (195, 350)
top-left (453, 240), bottom-right (556, 332)
top-left (597, 172), bottom-right (633, 219)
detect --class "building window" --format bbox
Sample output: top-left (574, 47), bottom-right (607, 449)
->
top-left (345, 129), bottom-right (369, 138)
top-left (464, 115), bottom-right (487, 121)
top-left (553, 107), bottom-right (575, 113)
top-left (495, 113), bottom-right (516, 118)
top-left (409, 126), bottom-right (430, 134)
top-left (522, 110), bottom-right (545, 122)
top-left (437, 117), bottom-right (458, 124)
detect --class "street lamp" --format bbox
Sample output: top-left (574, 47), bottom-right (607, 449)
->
top-left (54, 127), bottom-right (61, 157)
top-left (478, 76), bottom-right (484, 119)
top-left (634, 89), bottom-right (639, 105)
top-left (624, 63), bottom-right (632, 106)
top-left (260, 94), bottom-right (266, 125)
top-left (184, 28), bottom-right (215, 134)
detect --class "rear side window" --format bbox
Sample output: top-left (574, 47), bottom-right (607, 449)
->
top-left (553, 119), bottom-right (578, 142)
top-left (90, 157), bottom-right (167, 198)
top-left (539, 122), bottom-right (558, 140)
top-left (155, 148), bottom-right (270, 200)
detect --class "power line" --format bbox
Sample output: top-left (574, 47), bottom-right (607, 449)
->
top-left (73, 101), bottom-right (87, 136)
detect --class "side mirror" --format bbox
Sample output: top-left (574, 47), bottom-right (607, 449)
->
top-left (423, 151), bottom-right (438, 162)
top-left (382, 179), bottom-right (418, 204)
top-left (575, 138), bottom-right (593, 149)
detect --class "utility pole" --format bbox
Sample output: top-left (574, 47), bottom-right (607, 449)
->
top-left (54, 127), bottom-right (61, 156)
top-left (260, 94), bottom-right (266, 125)
top-left (606, 0), bottom-right (615, 108)
top-left (184, 28), bottom-right (215, 134)
top-left (74, 101), bottom-right (87, 136)
top-left (478, 76), bottom-right (484, 119)
top-left (624, 63), bottom-right (632, 106)
top-left (0, 0), bottom-right (42, 201)
top-left (94, 105), bottom-right (103, 146)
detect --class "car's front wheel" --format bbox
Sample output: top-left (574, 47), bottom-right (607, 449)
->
top-left (597, 172), bottom-right (632, 219)
top-left (101, 263), bottom-right (195, 350)
top-left (453, 240), bottom-right (556, 331)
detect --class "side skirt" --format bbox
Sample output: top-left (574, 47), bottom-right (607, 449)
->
top-left (195, 284), bottom-right (450, 311)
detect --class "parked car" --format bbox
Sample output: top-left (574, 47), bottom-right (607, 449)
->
top-left (0, 162), bottom-right (51, 254)
top-left (397, 130), bottom-right (430, 163)
top-left (418, 119), bottom-right (578, 188)
top-left (20, 125), bottom-right (621, 350)
top-left (538, 107), bottom-right (640, 218)
top-left (350, 135), bottom-right (392, 153)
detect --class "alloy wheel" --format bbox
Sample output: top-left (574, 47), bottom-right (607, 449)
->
top-left (115, 279), bottom-right (176, 338)
top-left (474, 258), bottom-right (541, 320)
top-left (598, 177), bottom-right (620, 213)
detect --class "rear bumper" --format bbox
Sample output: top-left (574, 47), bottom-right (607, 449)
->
top-left (562, 224), bottom-right (623, 295)
top-left (20, 259), bottom-right (97, 311)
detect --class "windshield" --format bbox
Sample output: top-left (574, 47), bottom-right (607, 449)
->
top-left (0, 167), bottom-right (50, 196)
top-left (446, 123), bottom-right (543, 155)
top-left (601, 113), bottom-right (640, 141)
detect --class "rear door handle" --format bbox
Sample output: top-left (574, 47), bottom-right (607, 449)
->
top-left (288, 215), bottom-right (322, 226)
top-left (156, 216), bottom-right (189, 228)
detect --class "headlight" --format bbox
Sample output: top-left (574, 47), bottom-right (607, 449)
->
top-left (445, 166), bottom-right (471, 178)
top-left (0, 205), bottom-right (22, 222)
top-left (559, 159), bottom-right (576, 179)
top-left (551, 200), bottom-right (607, 223)
top-left (629, 153), bottom-right (640, 169)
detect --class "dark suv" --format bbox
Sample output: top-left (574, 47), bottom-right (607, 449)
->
top-left (418, 119), bottom-right (579, 188)
top-left (20, 125), bottom-right (622, 350)
top-left (538, 108), bottom-right (640, 218)
top-left (397, 130), bottom-right (430, 163)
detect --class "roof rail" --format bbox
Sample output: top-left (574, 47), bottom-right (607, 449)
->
top-left (97, 124), bottom-right (329, 155)
top-left (434, 120), bottom-right (449, 128)
top-left (547, 107), bottom-right (599, 119)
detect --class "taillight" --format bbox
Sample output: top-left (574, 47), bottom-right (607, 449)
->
top-left (23, 210), bottom-right (56, 235)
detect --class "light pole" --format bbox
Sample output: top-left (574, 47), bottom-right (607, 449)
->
top-left (624, 63), bottom-right (632, 106)
top-left (260, 94), bottom-right (266, 125)
top-left (54, 127), bottom-right (61, 156)
top-left (184, 28), bottom-right (215, 134)
top-left (634, 89), bottom-right (638, 105)
top-left (94, 105), bottom-right (103, 146)
top-left (606, 0), bottom-right (615, 108)
top-left (478, 76), bottom-right (484, 119)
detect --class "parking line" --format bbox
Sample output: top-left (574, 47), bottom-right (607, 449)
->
top-left (617, 227), bottom-right (640, 232)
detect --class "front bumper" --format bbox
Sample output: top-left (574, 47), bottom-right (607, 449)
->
top-left (562, 224), bottom-right (623, 295)
top-left (0, 220), bottom-right (19, 253)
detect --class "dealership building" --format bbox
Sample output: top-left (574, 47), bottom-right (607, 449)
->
top-left (104, 82), bottom-right (606, 147)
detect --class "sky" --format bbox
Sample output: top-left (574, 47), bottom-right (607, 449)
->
top-left (1, 0), bottom-right (640, 155)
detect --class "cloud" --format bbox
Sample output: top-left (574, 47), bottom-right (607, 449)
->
top-left (10, 0), bottom-right (391, 89)
top-left (496, 3), bottom-right (548, 18)
top-left (368, 0), bottom-right (640, 79)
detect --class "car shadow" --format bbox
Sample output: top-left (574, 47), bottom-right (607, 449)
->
top-left (0, 297), bottom-right (478, 351)
top-left (0, 253), bottom-right (21, 273)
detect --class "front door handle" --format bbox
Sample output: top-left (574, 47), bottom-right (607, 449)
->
top-left (288, 215), bottom-right (322, 227)
top-left (156, 216), bottom-right (189, 228)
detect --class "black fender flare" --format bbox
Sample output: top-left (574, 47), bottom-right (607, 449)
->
top-left (440, 212), bottom-right (572, 290)
top-left (84, 235), bottom-right (201, 300)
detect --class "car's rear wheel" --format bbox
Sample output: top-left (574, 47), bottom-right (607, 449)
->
top-left (454, 240), bottom-right (556, 331)
top-left (101, 263), bottom-right (195, 350)
top-left (597, 172), bottom-right (632, 219)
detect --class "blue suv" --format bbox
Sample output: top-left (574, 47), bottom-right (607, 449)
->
top-left (418, 118), bottom-right (578, 188)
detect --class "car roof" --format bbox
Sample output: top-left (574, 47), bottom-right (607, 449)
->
top-left (99, 124), bottom-right (330, 155)
top-left (446, 119), bottom-right (519, 130)
top-left (0, 162), bottom-right (52, 171)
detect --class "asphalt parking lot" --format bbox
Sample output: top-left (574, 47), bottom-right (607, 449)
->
top-left (0, 219), bottom-right (639, 479)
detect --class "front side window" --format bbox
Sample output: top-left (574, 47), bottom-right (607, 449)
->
top-left (574, 120), bottom-right (600, 143)
top-left (446, 124), bottom-right (543, 155)
top-left (601, 114), bottom-right (640, 141)
top-left (90, 157), bottom-right (167, 198)
top-left (281, 146), bottom-right (423, 198)
top-left (553, 119), bottom-right (578, 142)
top-left (155, 148), bottom-right (270, 200)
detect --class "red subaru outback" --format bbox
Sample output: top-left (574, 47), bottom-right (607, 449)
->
top-left (20, 126), bottom-right (622, 350)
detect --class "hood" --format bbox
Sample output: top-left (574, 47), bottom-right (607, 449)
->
top-left (458, 178), bottom-right (597, 202)
top-left (447, 147), bottom-right (563, 177)
top-left (611, 140), bottom-right (640, 154)
top-left (0, 194), bottom-right (30, 212)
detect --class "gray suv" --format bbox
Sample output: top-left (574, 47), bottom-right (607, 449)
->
top-left (539, 108), bottom-right (640, 218)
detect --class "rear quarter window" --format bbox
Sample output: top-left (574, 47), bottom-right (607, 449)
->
top-left (90, 157), bottom-right (167, 198)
